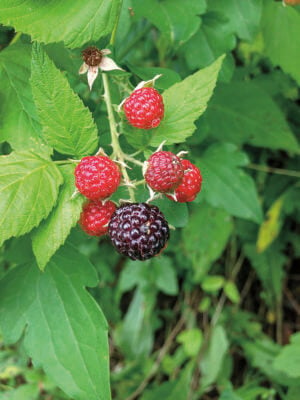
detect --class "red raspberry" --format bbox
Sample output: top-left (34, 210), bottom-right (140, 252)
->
top-left (79, 200), bottom-right (116, 236)
top-left (123, 87), bottom-right (164, 129)
top-left (167, 160), bottom-right (202, 202)
top-left (145, 151), bottom-right (184, 193)
top-left (75, 156), bottom-right (121, 200)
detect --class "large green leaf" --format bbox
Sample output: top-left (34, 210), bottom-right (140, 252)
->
top-left (0, 44), bottom-right (44, 150)
top-left (132, 0), bottom-right (204, 47)
top-left (182, 203), bottom-right (233, 281)
top-left (124, 56), bottom-right (224, 147)
top-left (31, 44), bottom-right (98, 157)
top-left (151, 56), bottom-right (224, 146)
top-left (0, 0), bottom-right (121, 48)
top-left (209, 0), bottom-right (262, 41)
top-left (181, 12), bottom-right (236, 70)
top-left (200, 143), bottom-right (263, 223)
top-left (205, 81), bottom-right (299, 152)
top-left (0, 244), bottom-right (111, 400)
top-left (0, 151), bottom-right (62, 246)
top-left (32, 165), bottom-right (84, 270)
top-left (262, 2), bottom-right (300, 85)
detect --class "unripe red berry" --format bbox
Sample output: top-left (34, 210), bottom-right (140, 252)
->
top-left (79, 200), bottom-right (116, 236)
top-left (75, 156), bottom-right (121, 200)
top-left (123, 87), bottom-right (164, 129)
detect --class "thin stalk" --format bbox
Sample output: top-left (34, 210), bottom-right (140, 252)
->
top-left (123, 154), bottom-right (144, 166)
top-left (247, 163), bottom-right (300, 178)
top-left (102, 73), bottom-right (135, 202)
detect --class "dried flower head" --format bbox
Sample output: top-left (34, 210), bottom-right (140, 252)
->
top-left (79, 46), bottom-right (122, 90)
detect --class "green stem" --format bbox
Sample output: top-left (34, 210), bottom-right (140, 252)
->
top-left (123, 154), bottom-right (144, 166)
top-left (102, 73), bottom-right (136, 202)
top-left (246, 163), bottom-right (300, 178)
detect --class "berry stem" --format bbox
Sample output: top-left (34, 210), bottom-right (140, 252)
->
top-left (123, 155), bottom-right (144, 167)
top-left (246, 163), bottom-right (300, 178)
top-left (101, 72), bottom-right (136, 202)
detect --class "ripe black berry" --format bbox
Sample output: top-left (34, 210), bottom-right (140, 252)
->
top-left (108, 203), bottom-right (169, 261)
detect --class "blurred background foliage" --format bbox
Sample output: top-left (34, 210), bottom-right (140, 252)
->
top-left (1, 0), bottom-right (300, 399)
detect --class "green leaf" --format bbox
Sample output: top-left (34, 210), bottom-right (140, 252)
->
top-left (200, 143), bottom-right (263, 223)
top-left (242, 337), bottom-right (298, 386)
top-left (0, 44), bottom-right (44, 151)
top-left (128, 65), bottom-right (181, 90)
top-left (0, 151), bottom-right (62, 247)
top-left (256, 195), bottom-right (285, 253)
top-left (286, 387), bottom-right (300, 400)
top-left (273, 333), bottom-right (300, 378)
top-left (209, 0), bottom-right (262, 41)
top-left (219, 388), bottom-right (242, 400)
top-left (152, 256), bottom-right (178, 295)
top-left (224, 281), bottom-right (240, 304)
top-left (182, 203), bottom-right (233, 280)
top-left (132, 0), bottom-right (203, 47)
top-left (152, 198), bottom-right (188, 228)
top-left (200, 325), bottom-right (229, 389)
top-left (0, 384), bottom-right (39, 400)
top-left (201, 275), bottom-right (225, 293)
top-left (115, 288), bottom-right (155, 360)
top-left (244, 244), bottom-right (286, 308)
top-left (31, 43), bottom-right (98, 157)
top-left (142, 363), bottom-right (193, 400)
top-left (0, 244), bottom-right (111, 400)
top-left (151, 56), bottom-right (224, 146)
top-left (262, 1), bottom-right (300, 85)
top-left (0, 0), bottom-right (121, 48)
top-left (123, 57), bottom-right (224, 148)
top-left (181, 12), bottom-right (236, 70)
top-left (177, 329), bottom-right (203, 357)
top-left (32, 165), bottom-right (84, 270)
top-left (204, 81), bottom-right (299, 152)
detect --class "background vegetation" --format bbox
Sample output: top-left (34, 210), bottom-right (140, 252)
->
top-left (0, 0), bottom-right (299, 399)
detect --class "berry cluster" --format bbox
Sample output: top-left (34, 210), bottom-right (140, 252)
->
top-left (75, 155), bottom-right (120, 237)
top-left (75, 56), bottom-right (202, 261)
top-left (145, 151), bottom-right (202, 203)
